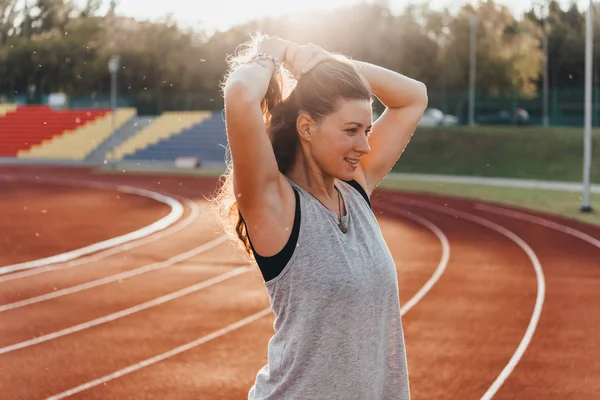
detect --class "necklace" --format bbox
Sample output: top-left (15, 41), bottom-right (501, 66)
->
top-left (336, 186), bottom-right (348, 233)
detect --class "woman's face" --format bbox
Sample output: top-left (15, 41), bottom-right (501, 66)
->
top-left (310, 99), bottom-right (372, 181)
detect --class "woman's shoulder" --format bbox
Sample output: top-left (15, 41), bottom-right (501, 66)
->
top-left (341, 179), bottom-right (371, 208)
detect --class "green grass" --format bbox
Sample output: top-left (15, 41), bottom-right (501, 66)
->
top-left (393, 125), bottom-right (600, 183)
top-left (378, 178), bottom-right (599, 227)
top-left (95, 165), bottom-right (599, 227)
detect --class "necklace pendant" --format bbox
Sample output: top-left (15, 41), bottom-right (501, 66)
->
top-left (338, 220), bottom-right (347, 233)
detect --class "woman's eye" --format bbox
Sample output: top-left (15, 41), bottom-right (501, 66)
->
top-left (345, 127), bottom-right (370, 136)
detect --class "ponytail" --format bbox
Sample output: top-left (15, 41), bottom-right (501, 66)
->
top-left (212, 34), bottom-right (295, 260)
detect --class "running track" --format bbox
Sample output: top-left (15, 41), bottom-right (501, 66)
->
top-left (1, 166), bottom-right (598, 400)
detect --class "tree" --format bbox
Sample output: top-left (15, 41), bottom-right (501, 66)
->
top-left (443, 1), bottom-right (542, 96)
top-left (5, 0), bottom-right (587, 112)
top-left (79, 0), bottom-right (102, 18)
top-left (30, 0), bottom-right (73, 34)
top-left (0, 0), bottom-right (19, 45)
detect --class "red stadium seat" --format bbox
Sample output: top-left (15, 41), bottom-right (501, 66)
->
top-left (0, 105), bottom-right (110, 156)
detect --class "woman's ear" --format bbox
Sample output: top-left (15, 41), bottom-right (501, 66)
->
top-left (296, 111), bottom-right (314, 140)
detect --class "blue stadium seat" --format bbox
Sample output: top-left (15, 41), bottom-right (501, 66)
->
top-left (123, 111), bottom-right (228, 163)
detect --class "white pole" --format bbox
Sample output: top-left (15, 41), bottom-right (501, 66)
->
top-left (111, 72), bottom-right (116, 132)
top-left (108, 55), bottom-right (120, 137)
top-left (468, 16), bottom-right (477, 126)
top-left (582, 0), bottom-right (593, 212)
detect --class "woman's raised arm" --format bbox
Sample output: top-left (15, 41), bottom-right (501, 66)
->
top-left (222, 37), bottom-right (290, 210)
top-left (352, 61), bottom-right (428, 195)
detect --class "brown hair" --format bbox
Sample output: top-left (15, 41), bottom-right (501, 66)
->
top-left (211, 34), bottom-right (372, 259)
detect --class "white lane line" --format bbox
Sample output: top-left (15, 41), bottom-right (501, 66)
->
top-left (474, 203), bottom-right (600, 248)
top-left (0, 175), bottom-right (184, 275)
top-left (41, 202), bottom-right (448, 398)
top-left (395, 198), bottom-right (545, 400)
top-left (376, 204), bottom-right (451, 315)
top-left (0, 234), bottom-right (229, 312)
top-left (1, 205), bottom-right (448, 355)
top-left (45, 307), bottom-right (272, 400)
top-left (0, 266), bottom-right (252, 355)
top-left (0, 197), bottom-right (199, 283)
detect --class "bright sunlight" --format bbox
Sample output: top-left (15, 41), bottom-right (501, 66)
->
top-left (110, 0), bottom-right (590, 32)
top-left (117, 0), bottom-right (366, 32)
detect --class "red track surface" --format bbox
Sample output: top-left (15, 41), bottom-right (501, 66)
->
top-left (1, 166), bottom-right (598, 400)
top-left (0, 180), bottom-right (171, 266)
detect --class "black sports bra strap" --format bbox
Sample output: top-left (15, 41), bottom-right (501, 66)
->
top-left (248, 188), bottom-right (301, 282)
top-left (344, 180), bottom-right (371, 208)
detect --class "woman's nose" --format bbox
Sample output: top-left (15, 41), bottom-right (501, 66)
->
top-left (357, 134), bottom-right (371, 154)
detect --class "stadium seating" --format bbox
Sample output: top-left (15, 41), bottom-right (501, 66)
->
top-left (1, 106), bottom-right (230, 165)
top-left (85, 116), bottom-right (156, 163)
top-left (0, 105), bottom-right (111, 157)
top-left (109, 111), bottom-right (212, 160)
top-left (0, 104), bottom-right (17, 118)
top-left (117, 111), bottom-right (228, 165)
top-left (17, 108), bottom-right (136, 160)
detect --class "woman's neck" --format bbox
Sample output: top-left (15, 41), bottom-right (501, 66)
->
top-left (287, 156), bottom-right (337, 201)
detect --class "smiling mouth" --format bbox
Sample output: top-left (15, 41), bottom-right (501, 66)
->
top-left (344, 158), bottom-right (359, 166)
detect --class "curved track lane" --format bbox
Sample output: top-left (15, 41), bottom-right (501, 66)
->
top-left (0, 167), bottom-right (598, 400)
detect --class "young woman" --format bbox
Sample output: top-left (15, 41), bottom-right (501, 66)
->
top-left (215, 34), bottom-right (427, 399)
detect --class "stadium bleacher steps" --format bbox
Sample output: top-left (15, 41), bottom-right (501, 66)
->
top-left (108, 111), bottom-right (211, 160)
top-left (0, 104), bottom-right (17, 118)
top-left (1, 105), bottom-right (110, 157)
top-left (85, 116), bottom-right (155, 163)
top-left (18, 108), bottom-right (136, 160)
top-left (121, 111), bottom-right (228, 166)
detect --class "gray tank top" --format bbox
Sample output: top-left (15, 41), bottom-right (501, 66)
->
top-left (248, 179), bottom-right (410, 399)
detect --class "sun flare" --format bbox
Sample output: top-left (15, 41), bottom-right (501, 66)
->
top-left (112, 0), bottom-right (590, 33)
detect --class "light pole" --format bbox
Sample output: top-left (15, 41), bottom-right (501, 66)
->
top-left (468, 16), bottom-right (478, 126)
top-left (582, 0), bottom-right (593, 212)
top-left (108, 55), bottom-right (120, 136)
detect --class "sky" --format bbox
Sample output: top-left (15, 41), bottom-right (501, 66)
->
top-left (95, 0), bottom-right (592, 32)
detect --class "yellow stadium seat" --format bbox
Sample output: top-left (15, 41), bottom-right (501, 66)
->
top-left (0, 104), bottom-right (17, 118)
top-left (18, 108), bottom-right (137, 160)
top-left (108, 111), bottom-right (212, 160)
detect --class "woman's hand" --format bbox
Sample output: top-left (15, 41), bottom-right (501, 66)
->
top-left (256, 36), bottom-right (292, 66)
top-left (284, 43), bottom-right (333, 79)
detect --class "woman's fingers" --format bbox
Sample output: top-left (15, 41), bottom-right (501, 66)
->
top-left (297, 46), bottom-right (320, 77)
top-left (299, 53), bottom-right (331, 76)
top-left (256, 38), bottom-right (332, 78)
top-left (283, 43), bottom-right (300, 71)
top-left (257, 36), bottom-right (290, 62)
top-left (283, 45), bottom-right (307, 79)
top-left (280, 42), bottom-right (332, 79)
top-left (291, 44), bottom-right (331, 79)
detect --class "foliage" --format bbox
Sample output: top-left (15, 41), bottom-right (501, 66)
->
top-left (0, 0), bottom-right (596, 111)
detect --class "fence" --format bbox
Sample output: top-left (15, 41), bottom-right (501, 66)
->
top-left (4, 87), bottom-right (600, 126)
top-left (428, 87), bottom-right (600, 126)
